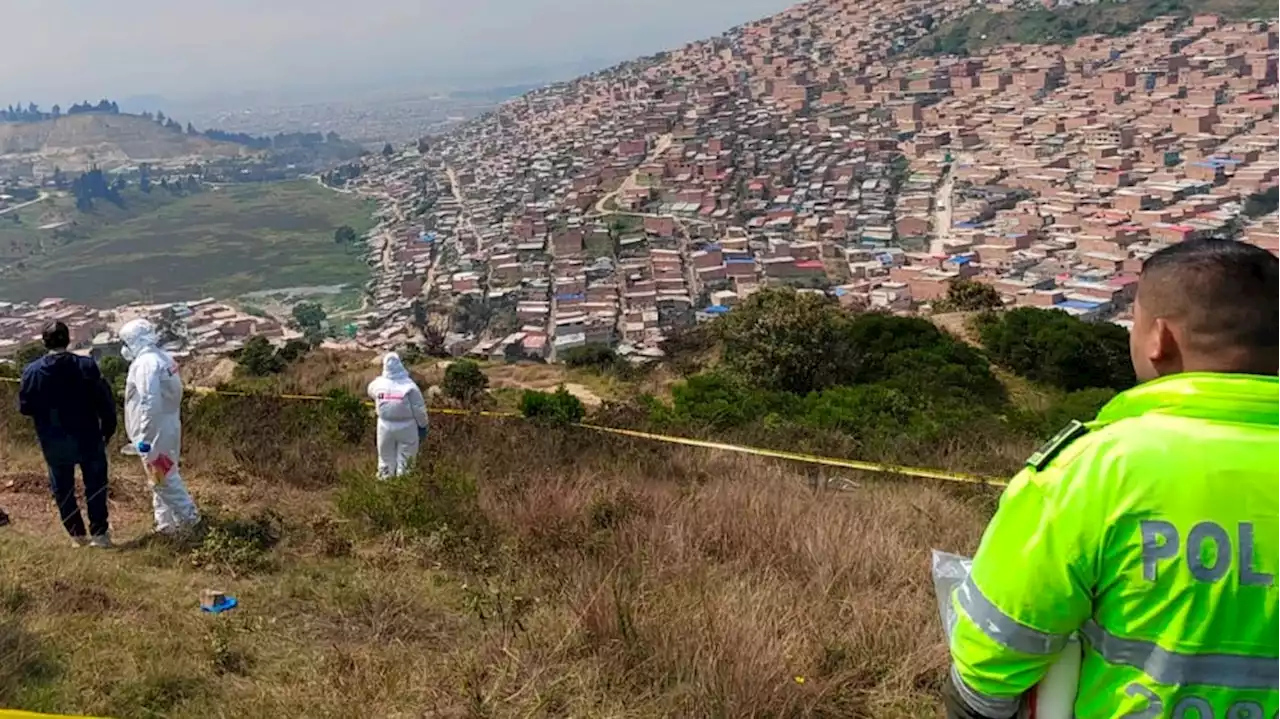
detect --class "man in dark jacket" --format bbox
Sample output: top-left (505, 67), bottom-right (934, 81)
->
top-left (18, 321), bottom-right (118, 548)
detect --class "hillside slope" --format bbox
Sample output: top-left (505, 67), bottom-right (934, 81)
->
top-left (0, 380), bottom-right (989, 718)
top-left (0, 114), bottom-right (255, 175)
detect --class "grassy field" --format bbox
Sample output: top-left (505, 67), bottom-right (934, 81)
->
top-left (0, 181), bottom-right (377, 307)
top-left (0, 355), bottom-right (1001, 718)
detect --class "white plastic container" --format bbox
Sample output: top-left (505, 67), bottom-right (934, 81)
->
top-left (932, 550), bottom-right (1081, 718)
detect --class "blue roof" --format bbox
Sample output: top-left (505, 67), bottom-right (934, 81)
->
top-left (833, 287), bottom-right (848, 297)
top-left (726, 257), bottom-right (755, 264)
top-left (955, 221), bottom-right (979, 229)
top-left (949, 256), bottom-right (972, 265)
top-left (704, 305), bottom-right (731, 315)
top-left (704, 243), bottom-right (722, 251)
top-left (1057, 299), bottom-right (1102, 310)
top-left (556, 293), bottom-right (585, 301)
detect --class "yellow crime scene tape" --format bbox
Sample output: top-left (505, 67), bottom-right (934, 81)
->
top-left (0, 706), bottom-right (107, 711)
top-left (0, 713), bottom-right (108, 719)
top-left (0, 377), bottom-right (1004, 487)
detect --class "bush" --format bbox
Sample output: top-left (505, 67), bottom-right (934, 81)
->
top-left (1014, 387), bottom-right (1117, 438)
top-left (397, 343), bottom-right (425, 366)
top-left (335, 463), bottom-right (487, 548)
top-left (237, 336), bottom-right (285, 376)
top-left (275, 339), bottom-right (312, 364)
top-left (715, 288), bottom-right (861, 394)
top-left (189, 510), bottom-right (283, 576)
top-left (442, 359), bottom-right (488, 402)
top-left (98, 355), bottom-right (129, 392)
top-left (322, 388), bottom-right (371, 445)
top-left (519, 386), bottom-right (586, 425)
top-left (661, 372), bottom-right (798, 430)
top-left (12, 342), bottom-right (44, 369)
top-left (975, 308), bottom-right (1135, 392)
top-left (933, 279), bottom-right (1004, 312)
top-left (561, 344), bottom-right (619, 371)
top-left (713, 288), bottom-right (1003, 401)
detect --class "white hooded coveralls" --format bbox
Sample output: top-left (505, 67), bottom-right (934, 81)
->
top-left (367, 353), bottom-right (429, 478)
top-left (120, 318), bottom-right (200, 532)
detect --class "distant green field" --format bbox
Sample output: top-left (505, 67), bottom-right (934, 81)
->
top-left (0, 181), bottom-right (377, 306)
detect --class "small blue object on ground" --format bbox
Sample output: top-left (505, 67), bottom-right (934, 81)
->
top-left (201, 596), bottom-right (238, 614)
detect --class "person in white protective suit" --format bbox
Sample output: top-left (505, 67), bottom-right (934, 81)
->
top-left (366, 353), bottom-right (429, 479)
top-left (120, 318), bottom-right (200, 533)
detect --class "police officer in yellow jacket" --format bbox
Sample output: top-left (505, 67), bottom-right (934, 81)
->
top-left (945, 238), bottom-right (1279, 718)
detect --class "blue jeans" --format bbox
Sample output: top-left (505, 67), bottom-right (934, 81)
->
top-left (44, 441), bottom-right (110, 538)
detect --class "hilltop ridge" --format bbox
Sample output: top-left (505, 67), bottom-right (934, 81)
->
top-left (0, 113), bottom-right (256, 175)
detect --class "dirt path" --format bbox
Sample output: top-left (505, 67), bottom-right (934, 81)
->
top-left (592, 133), bottom-right (673, 215)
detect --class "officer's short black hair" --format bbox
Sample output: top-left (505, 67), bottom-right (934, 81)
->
top-left (1138, 238), bottom-right (1278, 356)
top-left (41, 321), bottom-right (70, 351)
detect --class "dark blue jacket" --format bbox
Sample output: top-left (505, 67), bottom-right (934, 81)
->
top-left (18, 352), bottom-right (117, 462)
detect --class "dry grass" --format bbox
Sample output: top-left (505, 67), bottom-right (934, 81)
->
top-left (0, 382), bottom-right (994, 718)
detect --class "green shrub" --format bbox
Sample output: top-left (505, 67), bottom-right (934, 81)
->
top-left (322, 388), bottom-right (371, 445)
top-left (442, 359), bottom-right (488, 402)
top-left (236, 336), bottom-right (285, 376)
top-left (12, 342), bottom-right (44, 369)
top-left (713, 288), bottom-right (1002, 400)
top-left (933, 279), bottom-right (1003, 312)
top-left (189, 510), bottom-right (283, 576)
top-left (519, 386), bottom-right (586, 425)
top-left (1015, 387), bottom-right (1117, 438)
top-left (275, 339), bottom-right (312, 364)
top-left (975, 308), bottom-right (1135, 392)
top-left (98, 355), bottom-right (129, 393)
top-left (561, 344), bottom-right (619, 371)
top-left (715, 288), bottom-right (857, 394)
top-left (335, 463), bottom-right (486, 546)
top-left (663, 372), bottom-right (798, 430)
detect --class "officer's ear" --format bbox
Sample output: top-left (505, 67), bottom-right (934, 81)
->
top-left (1147, 316), bottom-right (1184, 372)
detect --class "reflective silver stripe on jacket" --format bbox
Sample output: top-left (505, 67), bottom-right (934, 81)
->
top-left (1081, 620), bottom-right (1279, 691)
top-left (955, 575), bottom-right (1072, 655)
top-left (950, 665), bottom-right (1019, 719)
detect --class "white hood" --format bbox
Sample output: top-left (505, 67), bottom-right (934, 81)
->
top-left (382, 352), bottom-right (409, 381)
top-left (120, 318), bottom-right (159, 356)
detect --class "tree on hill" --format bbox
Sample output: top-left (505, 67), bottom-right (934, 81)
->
top-left (237, 336), bottom-right (286, 376)
top-left (715, 288), bottom-right (857, 395)
top-left (382, 142), bottom-right (395, 157)
top-left (713, 288), bottom-right (1002, 402)
top-left (98, 355), bottom-right (129, 393)
top-left (70, 168), bottom-right (124, 210)
top-left (291, 302), bottom-right (327, 334)
top-left (974, 307), bottom-right (1135, 392)
top-left (13, 342), bottom-right (46, 368)
top-left (933, 279), bottom-right (1004, 313)
top-left (442, 360), bottom-right (488, 403)
top-left (1244, 186), bottom-right (1278, 218)
top-left (410, 298), bottom-right (428, 332)
top-left (333, 225), bottom-right (359, 244)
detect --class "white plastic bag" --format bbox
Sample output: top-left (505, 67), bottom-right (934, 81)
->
top-left (931, 550), bottom-right (1081, 719)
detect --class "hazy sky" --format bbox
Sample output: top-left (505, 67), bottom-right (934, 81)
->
top-left (3, 0), bottom-right (796, 106)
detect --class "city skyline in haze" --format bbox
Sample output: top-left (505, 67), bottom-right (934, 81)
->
top-left (2, 0), bottom-right (797, 109)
